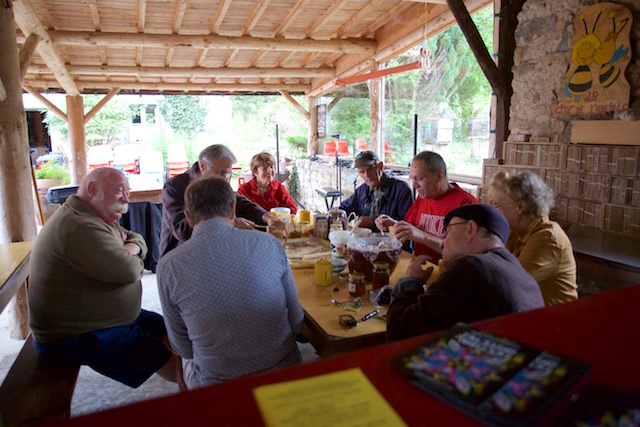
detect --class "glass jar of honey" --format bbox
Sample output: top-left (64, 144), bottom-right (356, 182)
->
top-left (348, 272), bottom-right (366, 297)
top-left (372, 262), bottom-right (390, 290)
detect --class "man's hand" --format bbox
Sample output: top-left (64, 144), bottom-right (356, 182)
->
top-left (120, 230), bottom-right (142, 256)
top-left (392, 220), bottom-right (425, 244)
top-left (404, 255), bottom-right (434, 283)
top-left (374, 214), bottom-right (397, 231)
top-left (234, 217), bottom-right (255, 230)
top-left (123, 242), bottom-right (142, 256)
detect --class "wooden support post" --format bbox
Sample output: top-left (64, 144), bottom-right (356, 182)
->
top-left (66, 96), bottom-right (87, 185)
top-left (308, 97), bottom-right (318, 157)
top-left (0, 2), bottom-right (38, 340)
top-left (19, 34), bottom-right (40, 82)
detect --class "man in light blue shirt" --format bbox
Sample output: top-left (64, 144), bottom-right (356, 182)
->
top-left (157, 176), bottom-right (304, 389)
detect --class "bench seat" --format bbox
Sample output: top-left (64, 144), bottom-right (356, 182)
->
top-left (0, 335), bottom-right (80, 426)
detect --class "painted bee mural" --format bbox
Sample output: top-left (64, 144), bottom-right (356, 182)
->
top-left (556, 3), bottom-right (631, 116)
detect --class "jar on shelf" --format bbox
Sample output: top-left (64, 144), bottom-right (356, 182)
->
top-left (348, 272), bottom-right (366, 297)
top-left (372, 262), bottom-right (390, 290)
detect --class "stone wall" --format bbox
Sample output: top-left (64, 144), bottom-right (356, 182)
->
top-left (510, 0), bottom-right (640, 137)
top-left (293, 157), bottom-right (357, 213)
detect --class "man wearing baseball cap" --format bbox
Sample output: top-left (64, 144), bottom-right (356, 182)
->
top-left (339, 150), bottom-right (413, 231)
top-left (387, 204), bottom-right (544, 342)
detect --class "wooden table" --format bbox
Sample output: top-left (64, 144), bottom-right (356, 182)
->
top-left (39, 284), bottom-right (640, 426)
top-left (291, 250), bottom-right (413, 357)
top-left (129, 189), bottom-right (162, 204)
top-left (0, 241), bottom-right (34, 315)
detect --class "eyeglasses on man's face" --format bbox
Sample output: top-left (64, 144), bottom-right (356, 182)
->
top-left (443, 220), bottom-right (469, 237)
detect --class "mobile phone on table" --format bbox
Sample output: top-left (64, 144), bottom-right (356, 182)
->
top-left (339, 314), bottom-right (358, 329)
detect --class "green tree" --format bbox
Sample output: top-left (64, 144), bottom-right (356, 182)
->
top-left (157, 95), bottom-right (207, 137)
top-left (229, 95), bottom-right (308, 163)
top-left (44, 95), bottom-right (133, 146)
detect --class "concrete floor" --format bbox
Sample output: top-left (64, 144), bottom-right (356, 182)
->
top-left (0, 271), bottom-right (320, 417)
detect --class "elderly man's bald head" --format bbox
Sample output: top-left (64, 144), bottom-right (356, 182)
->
top-left (77, 167), bottom-right (130, 224)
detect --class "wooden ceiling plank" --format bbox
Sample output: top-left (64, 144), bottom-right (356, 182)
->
top-left (356, 2), bottom-right (415, 38)
top-left (13, 0), bottom-right (80, 96)
top-left (195, 47), bottom-right (209, 67)
top-left (48, 31), bottom-right (377, 54)
top-left (211, 0), bottom-right (233, 35)
top-left (251, 50), bottom-right (269, 67)
top-left (165, 48), bottom-right (174, 67)
top-left (28, 0), bottom-right (55, 29)
top-left (88, 0), bottom-right (101, 30)
top-left (223, 49), bottom-right (239, 67)
top-left (275, 0), bottom-right (313, 35)
top-left (59, 64), bottom-right (335, 78)
top-left (136, 46), bottom-right (143, 66)
top-left (403, 0), bottom-right (448, 3)
top-left (306, 0), bottom-right (350, 38)
top-left (332, 0), bottom-right (385, 39)
top-left (172, 0), bottom-right (189, 34)
top-left (244, 0), bottom-right (272, 35)
top-left (138, 0), bottom-right (147, 32)
top-left (99, 47), bottom-right (107, 65)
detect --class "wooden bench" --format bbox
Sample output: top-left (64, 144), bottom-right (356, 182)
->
top-left (0, 336), bottom-right (80, 426)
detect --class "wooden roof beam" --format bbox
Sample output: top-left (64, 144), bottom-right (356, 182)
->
top-left (13, 0), bottom-right (80, 96)
top-left (28, 64), bottom-right (335, 79)
top-left (19, 34), bottom-right (39, 81)
top-left (279, 90), bottom-right (309, 120)
top-left (84, 88), bottom-right (121, 124)
top-left (445, 0), bottom-right (506, 98)
top-left (24, 81), bottom-right (311, 93)
top-left (22, 86), bottom-right (67, 121)
top-left (45, 31), bottom-right (377, 54)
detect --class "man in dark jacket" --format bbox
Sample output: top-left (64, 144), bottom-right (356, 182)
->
top-left (387, 204), bottom-right (544, 342)
top-left (160, 144), bottom-right (278, 257)
top-left (339, 150), bottom-right (413, 231)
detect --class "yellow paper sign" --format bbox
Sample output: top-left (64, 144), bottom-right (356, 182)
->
top-left (253, 368), bottom-right (407, 427)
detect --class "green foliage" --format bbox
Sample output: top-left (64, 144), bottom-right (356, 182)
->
top-left (288, 164), bottom-right (299, 201)
top-left (44, 95), bottom-right (134, 146)
top-left (157, 95), bottom-right (207, 137)
top-left (150, 129), bottom-right (197, 165)
top-left (229, 95), bottom-right (308, 164)
top-left (35, 163), bottom-right (71, 184)
top-left (327, 97), bottom-right (370, 144)
top-left (285, 135), bottom-right (308, 158)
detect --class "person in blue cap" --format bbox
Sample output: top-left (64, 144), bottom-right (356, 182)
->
top-left (387, 204), bottom-right (544, 342)
top-left (339, 150), bottom-right (413, 231)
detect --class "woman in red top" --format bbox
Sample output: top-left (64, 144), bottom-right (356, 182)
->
top-left (238, 152), bottom-right (297, 214)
